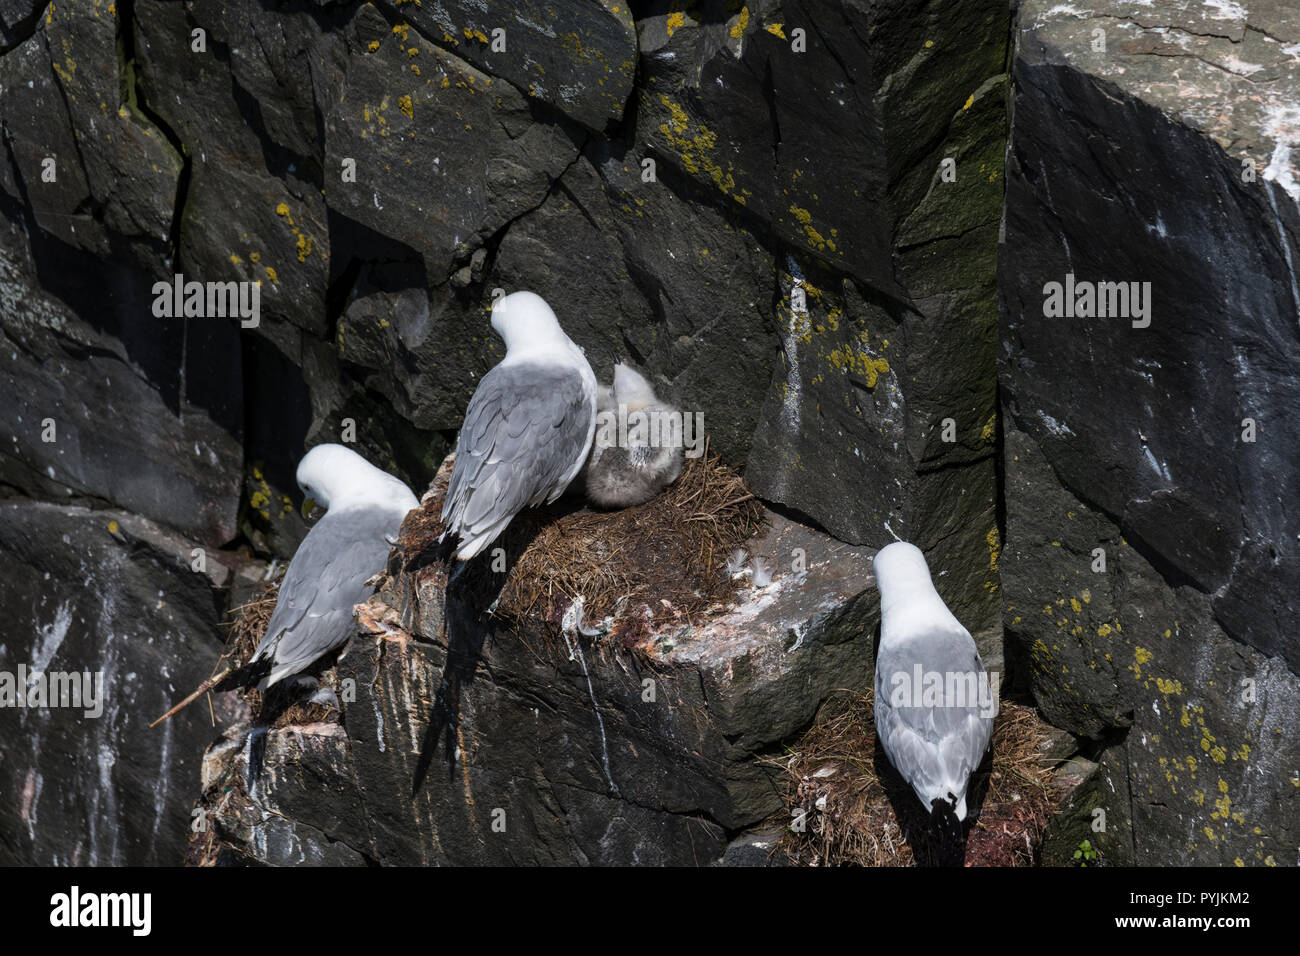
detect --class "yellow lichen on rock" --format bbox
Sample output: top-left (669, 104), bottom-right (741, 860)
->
top-left (655, 94), bottom-right (739, 199)
top-left (730, 6), bottom-right (749, 39)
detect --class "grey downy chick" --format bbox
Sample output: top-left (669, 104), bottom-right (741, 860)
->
top-left (584, 363), bottom-right (685, 508)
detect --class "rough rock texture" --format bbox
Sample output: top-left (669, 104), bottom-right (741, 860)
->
top-left (384, 0), bottom-right (638, 134)
top-left (8, 0), bottom-right (1293, 868)
top-left (0, 0), bottom-right (1013, 864)
top-left (0, 0), bottom-right (180, 265)
top-left (638, 0), bottom-right (1009, 595)
top-left (194, 505), bottom-right (878, 865)
top-left (0, 501), bottom-right (258, 865)
top-left (1002, 0), bottom-right (1300, 865)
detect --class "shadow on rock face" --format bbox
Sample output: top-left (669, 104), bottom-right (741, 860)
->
top-left (872, 736), bottom-right (994, 868)
top-left (411, 518), bottom-right (547, 796)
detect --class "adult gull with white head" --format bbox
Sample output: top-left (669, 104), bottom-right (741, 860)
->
top-left (872, 541), bottom-right (994, 821)
top-left (441, 290), bottom-right (597, 560)
top-left (151, 443), bottom-right (418, 726)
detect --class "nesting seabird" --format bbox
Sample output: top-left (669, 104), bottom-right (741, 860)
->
top-left (151, 444), bottom-right (418, 726)
top-left (583, 363), bottom-right (685, 509)
top-left (872, 541), bottom-right (994, 821)
top-left (441, 290), bottom-right (597, 560)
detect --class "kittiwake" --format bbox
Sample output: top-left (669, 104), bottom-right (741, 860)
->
top-left (872, 541), bottom-right (995, 821)
top-left (151, 444), bottom-right (418, 726)
top-left (441, 290), bottom-right (597, 560)
top-left (583, 363), bottom-right (685, 508)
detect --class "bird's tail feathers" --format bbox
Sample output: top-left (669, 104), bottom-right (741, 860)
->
top-left (454, 514), bottom-right (514, 560)
top-left (215, 658), bottom-right (273, 692)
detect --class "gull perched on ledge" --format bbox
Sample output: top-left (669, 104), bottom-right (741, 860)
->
top-left (872, 541), bottom-right (995, 821)
top-left (152, 444), bottom-right (417, 726)
top-left (441, 291), bottom-right (597, 560)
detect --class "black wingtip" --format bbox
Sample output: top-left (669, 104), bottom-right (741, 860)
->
top-left (929, 796), bottom-right (966, 843)
top-left (213, 658), bottom-right (273, 692)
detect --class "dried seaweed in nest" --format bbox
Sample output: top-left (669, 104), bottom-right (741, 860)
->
top-left (477, 450), bottom-right (766, 642)
top-left (197, 569), bottom-right (341, 726)
top-left (772, 690), bottom-right (1062, 867)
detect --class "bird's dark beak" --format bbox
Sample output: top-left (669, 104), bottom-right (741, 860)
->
top-left (301, 496), bottom-right (318, 520)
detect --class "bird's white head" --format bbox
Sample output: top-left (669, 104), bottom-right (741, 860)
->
top-left (296, 443), bottom-right (418, 514)
top-left (612, 363), bottom-right (659, 411)
top-left (491, 291), bottom-right (571, 357)
top-left (872, 541), bottom-right (946, 621)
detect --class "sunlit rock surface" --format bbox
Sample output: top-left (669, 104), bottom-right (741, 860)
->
top-left (1002, 0), bottom-right (1300, 866)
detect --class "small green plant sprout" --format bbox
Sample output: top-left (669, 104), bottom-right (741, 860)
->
top-left (1073, 839), bottom-right (1098, 866)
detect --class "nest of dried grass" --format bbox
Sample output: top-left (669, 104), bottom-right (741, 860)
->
top-left (774, 689), bottom-right (1061, 866)
top-left (215, 572), bottom-right (283, 715)
top-left (498, 450), bottom-right (763, 628)
top-left (418, 447), bottom-right (766, 644)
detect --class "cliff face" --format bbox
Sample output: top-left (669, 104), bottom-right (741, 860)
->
top-left (191, 497), bottom-right (881, 865)
top-left (0, 0), bottom-right (1006, 865)
top-left (1001, 0), bottom-right (1300, 865)
top-left (0, 0), bottom-right (1294, 868)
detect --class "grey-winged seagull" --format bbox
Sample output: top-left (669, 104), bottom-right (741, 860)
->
top-left (151, 443), bottom-right (418, 726)
top-left (872, 541), bottom-right (994, 821)
top-left (441, 290), bottom-right (597, 559)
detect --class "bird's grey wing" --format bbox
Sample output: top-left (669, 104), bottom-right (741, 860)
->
top-left (253, 507), bottom-right (399, 681)
top-left (444, 362), bottom-right (592, 534)
top-left (875, 627), bottom-right (993, 800)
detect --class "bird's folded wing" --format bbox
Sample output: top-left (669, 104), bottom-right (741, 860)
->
top-left (253, 508), bottom-right (397, 675)
top-left (875, 625), bottom-right (992, 745)
top-left (444, 362), bottom-right (592, 534)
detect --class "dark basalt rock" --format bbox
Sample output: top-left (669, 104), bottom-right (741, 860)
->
top-left (192, 504), bottom-right (877, 865)
top-left (3, 0), bottom-right (1291, 867)
top-left (0, 501), bottom-right (257, 866)
top-left (133, 0), bottom-right (333, 340)
top-left (0, 0), bottom-right (180, 266)
top-left (376, 0), bottom-right (639, 134)
top-left (322, 3), bottom-right (583, 282)
top-left (0, 215), bottom-right (244, 548)
top-left (1000, 0), bottom-right (1300, 864)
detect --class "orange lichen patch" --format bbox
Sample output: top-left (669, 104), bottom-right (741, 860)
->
top-left (273, 201), bottom-right (321, 264)
top-left (730, 5), bottom-right (749, 39)
top-left (788, 204), bottom-right (837, 252)
top-left (654, 93), bottom-right (740, 200)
